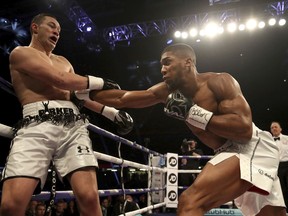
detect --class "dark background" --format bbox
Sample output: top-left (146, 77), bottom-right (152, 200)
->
top-left (1, 0), bottom-right (288, 189)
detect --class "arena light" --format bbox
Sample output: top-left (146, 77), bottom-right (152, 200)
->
top-left (238, 24), bottom-right (246, 31)
top-left (246, 19), bottom-right (257, 30)
top-left (258, 21), bottom-right (266, 29)
top-left (166, 39), bottom-right (173, 44)
top-left (199, 29), bottom-right (206, 37)
top-left (181, 31), bottom-right (188, 39)
top-left (268, 18), bottom-right (276, 26)
top-left (189, 28), bottom-right (198, 37)
top-left (227, 22), bottom-right (237, 33)
top-left (86, 26), bottom-right (92, 32)
top-left (174, 30), bottom-right (181, 38)
top-left (279, 18), bottom-right (286, 26)
top-left (204, 22), bottom-right (219, 38)
top-left (0, 17), bottom-right (28, 54)
top-left (217, 26), bottom-right (224, 34)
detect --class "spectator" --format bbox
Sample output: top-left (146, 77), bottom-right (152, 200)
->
top-left (179, 139), bottom-right (203, 186)
top-left (112, 195), bottom-right (141, 215)
top-left (64, 199), bottom-right (79, 216)
top-left (138, 194), bottom-right (147, 209)
top-left (101, 198), bottom-right (112, 216)
top-left (51, 200), bottom-right (66, 216)
top-left (35, 203), bottom-right (46, 216)
top-left (25, 200), bottom-right (38, 216)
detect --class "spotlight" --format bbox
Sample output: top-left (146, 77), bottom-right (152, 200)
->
top-left (279, 18), bottom-right (286, 26)
top-left (166, 39), bottom-right (173, 44)
top-left (189, 28), bottom-right (198, 37)
top-left (258, 21), bottom-right (265, 29)
top-left (268, 18), bottom-right (276, 26)
top-left (181, 31), bottom-right (188, 39)
top-left (238, 24), bottom-right (246, 31)
top-left (246, 19), bottom-right (257, 30)
top-left (174, 31), bottom-right (181, 38)
top-left (227, 22), bottom-right (237, 33)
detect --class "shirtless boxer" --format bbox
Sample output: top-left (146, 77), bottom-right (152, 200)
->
top-left (0, 13), bottom-right (132, 216)
top-left (80, 43), bottom-right (286, 215)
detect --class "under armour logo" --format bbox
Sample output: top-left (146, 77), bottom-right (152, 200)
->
top-left (77, 145), bottom-right (91, 154)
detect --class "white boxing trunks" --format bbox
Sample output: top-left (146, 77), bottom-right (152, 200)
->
top-left (1, 100), bottom-right (98, 193)
top-left (209, 123), bottom-right (285, 215)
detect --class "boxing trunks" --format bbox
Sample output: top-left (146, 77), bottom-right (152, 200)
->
top-left (209, 123), bottom-right (285, 215)
top-left (1, 100), bottom-right (98, 193)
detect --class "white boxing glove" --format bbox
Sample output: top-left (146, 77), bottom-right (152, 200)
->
top-left (73, 89), bottom-right (91, 101)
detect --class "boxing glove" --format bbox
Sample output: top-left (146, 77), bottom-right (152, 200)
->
top-left (101, 106), bottom-right (134, 135)
top-left (72, 89), bottom-right (91, 101)
top-left (70, 91), bottom-right (85, 109)
top-left (164, 91), bottom-right (213, 130)
top-left (87, 75), bottom-right (121, 90)
top-left (74, 77), bottom-right (121, 101)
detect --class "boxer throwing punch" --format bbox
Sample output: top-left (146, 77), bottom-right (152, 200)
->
top-left (80, 43), bottom-right (286, 216)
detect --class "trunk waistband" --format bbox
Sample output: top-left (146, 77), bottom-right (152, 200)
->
top-left (13, 100), bottom-right (87, 132)
top-left (23, 100), bottom-right (80, 117)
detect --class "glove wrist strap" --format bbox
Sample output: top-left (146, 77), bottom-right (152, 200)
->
top-left (186, 104), bottom-right (213, 130)
top-left (87, 75), bottom-right (104, 90)
top-left (101, 106), bottom-right (118, 121)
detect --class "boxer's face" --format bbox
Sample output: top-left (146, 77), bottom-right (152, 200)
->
top-left (160, 51), bottom-right (186, 91)
top-left (32, 16), bottom-right (60, 50)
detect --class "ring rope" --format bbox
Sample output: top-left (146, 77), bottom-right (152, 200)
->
top-left (118, 202), bottom-right (166, 216)
top-left (0, 123), bottom-right (166, 175)
top-left (94, 151), bottom-right (165, 172)
top-left (179, 155), bottom-right (213, 159)
top-left (88, 123), bottom-right (163, 156)
top-left (178, 169), bottom-right (201, 174)
top-left (0, 123), bottom-right (14, 138)
top-left (31, 187), bottom-right (165, 200)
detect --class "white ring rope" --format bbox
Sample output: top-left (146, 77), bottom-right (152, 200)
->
top-left (94, 151), bottom-right (165, 172)
top-left (118, 202), bottom-right (166, 216)
top-left (32, 188), bottom-right (165, 200)
top-left (179, 155), bottom-right (213, 159)
top-left (0, 123), bottom-right (165, 172)
top-left (0, 121), bottom-right (167, 214)
top-left (178, 169), bottom-right (202, 174)
top-left (0, 123), bottom-right (14, 138)
top-left (88, 123), bottom-right (163, 156)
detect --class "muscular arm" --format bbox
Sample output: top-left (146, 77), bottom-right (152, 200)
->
top-left (10, 46), bottom-right (88, 90)
top-left (205, 73), bottom-right (253, 142)
top-left (90, 82), bottom-right (170, 108)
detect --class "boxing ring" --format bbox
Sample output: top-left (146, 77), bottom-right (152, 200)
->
top-left (0, 76), bottom-right (243, 216)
